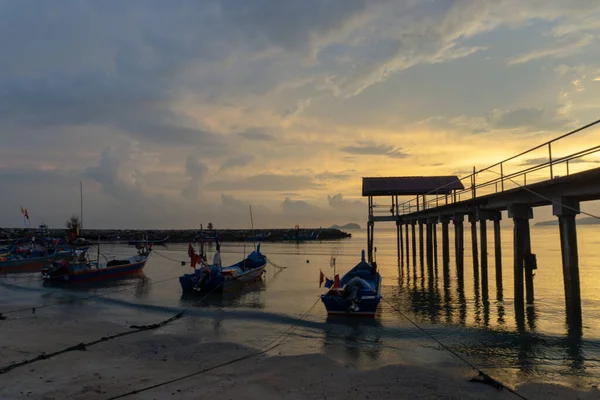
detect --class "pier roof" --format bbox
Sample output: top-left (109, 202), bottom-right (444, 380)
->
top-left (362, 176), bottom-right (464, 196)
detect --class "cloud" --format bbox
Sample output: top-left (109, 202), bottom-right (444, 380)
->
top-left (281, 197), bottom-right (319, 214)
top-left (182, 154), bottom-right (209, 200)
top-left (507, 34), bottom-right (594, 65)
top-left (237, 128), bottom-right (275, 141)
top-left (340, 141), bottom-right (408, 158)
top-left (490, 106), bottom-right (574, 132)
top-left (520, 157), bottom-right (600, 166)
top-left (85, 146), bottom-right (144, 201)
top-left (427, 104), bottom-right (575, 134)
top-left (283, 98), bottom-right (312, 118)
top-left (327, 193), bottom-right (365, 213)
top-left (206, 174), bottom-right (320, 191)
top-left (315, 170), bottom-right (355, 181)
top-left (219, 154), bottom-right (255, 171)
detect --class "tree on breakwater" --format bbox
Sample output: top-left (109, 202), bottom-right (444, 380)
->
top-left (65, 215), bottom-right (80, 230)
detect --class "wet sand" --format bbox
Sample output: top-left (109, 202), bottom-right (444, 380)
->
top-left (1, 306), bottom-right (598, 400)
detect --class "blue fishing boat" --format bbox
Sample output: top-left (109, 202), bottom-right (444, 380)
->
top-left (320, 250), bottom-right (381, 317)
top-left (179, 243), bottom-right (267, 294)
top-left (41, 245), bottom-right (152, 283)
top-left (0, 248), bottom-right (58, 273)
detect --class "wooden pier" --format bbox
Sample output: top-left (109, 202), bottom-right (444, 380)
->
top-left (364, 119), bottom-right (600, 331)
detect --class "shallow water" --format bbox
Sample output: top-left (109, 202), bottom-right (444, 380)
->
top-left (2, 224), bottom-right (600, 390)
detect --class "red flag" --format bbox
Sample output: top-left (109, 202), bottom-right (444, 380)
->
top-left (333, 274), bottom-right (341, 288)
top-left (188, 243), bottom-right (199, 268)
top-left (319, 270), bottom-right (324, 287)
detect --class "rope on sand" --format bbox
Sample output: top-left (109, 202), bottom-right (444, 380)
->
top-left (103, 297), bottom-right (321, 400)
top-left (0, 312), bottom-right (184, 375)
top-left (383, 298), bottom-right (529, 400)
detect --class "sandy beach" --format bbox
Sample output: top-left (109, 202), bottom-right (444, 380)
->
top-left (1, 303), bottom-right (598, 400)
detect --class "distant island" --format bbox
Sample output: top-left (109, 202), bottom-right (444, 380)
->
top-left (535, 217), bottom-right (600, 226)
top-left (330, 223), bottom-right (361, 230)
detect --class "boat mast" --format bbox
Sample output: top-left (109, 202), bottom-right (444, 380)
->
top-left (80, 181), bottom-right (84, 234)
top-left (249, 205), bottom-right (256, 250)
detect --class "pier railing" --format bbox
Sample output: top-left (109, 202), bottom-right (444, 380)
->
top-left (371, 119), bottom-right (600, 216)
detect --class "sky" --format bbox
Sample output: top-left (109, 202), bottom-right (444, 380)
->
top-left (2, 0), bottom-right (600, 229)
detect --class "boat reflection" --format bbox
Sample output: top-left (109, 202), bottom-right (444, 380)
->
top-left (322, 316), bottom-right (383, 363)
top-left (179, 278), bottom-right (266, 309)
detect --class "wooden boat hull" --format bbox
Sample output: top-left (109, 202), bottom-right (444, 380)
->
top-left (180, 263), bottom-right (266, 293)
top-left (321, 294), bottom-right (381, 317)
top-left (0, 250), bottom-right (62, 273)
top-left (42, 258), bottom-right (148, 283)
top-left (0, 258), bottom-right (49, 273)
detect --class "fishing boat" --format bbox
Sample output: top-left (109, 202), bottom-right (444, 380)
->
top-left (41, 244), bottom-right (152, 283)
top-left (179, 243), bottom-right (267, 294)
top-left (0, 248), bottom-right (58, 273)
top-left (320, 250), bottom-right (381, 317)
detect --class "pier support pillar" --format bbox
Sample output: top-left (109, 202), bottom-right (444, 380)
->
top-left (397, 220), bottom-right (402, 263)
top-left (426, 218), bottom-right (436, 270)
top-left (508, 205), bottom-right (533, 310)
top-left (433, 220), bottom-right (438, 270)
top-left (452, 213), bottom-right (465, 277)
top-left (405, 223), bottom-right (410, 267)
top-left (440, 215), bottom-right (451, 285)
top-left (553, 198), bottom-right (582, 328)
top-left (469, 213), bottom-right (479, 279)
top-left (411, 221), bottom-right (417, 269)
top-left (493, 214), bottom-right (503, 299)
top-left (477, 211), bottom-right (501, 301)
top-left (418, 219), bottom-right (425, 270)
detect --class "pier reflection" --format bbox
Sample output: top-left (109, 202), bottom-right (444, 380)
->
top-left (392, 256), bottom-right (590, 377)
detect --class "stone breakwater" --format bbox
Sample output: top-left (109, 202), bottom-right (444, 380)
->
top-left (0, 228), bottom-right (351, 243)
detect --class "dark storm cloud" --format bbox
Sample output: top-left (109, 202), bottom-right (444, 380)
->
top-left (340, 141), bottom-right (409, 159)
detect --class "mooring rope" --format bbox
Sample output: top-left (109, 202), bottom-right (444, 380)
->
top-left (152, 250), bottom-right (187, 264)
top-left (265, 256), bottom-right (288, 270)
top-left (383, 298), bottom-right (529, 400)
top-left (103, 297), bottom-right (321, 400)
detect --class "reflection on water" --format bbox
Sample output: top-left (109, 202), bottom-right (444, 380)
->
top-left (323, 316), bottom-right (383, 363)
top-left (391, 224), bottom-right (600, 383)
top-left (4, 226), bottom-right (600, 389)
top-left (179, 279), bottom-right (267, 309)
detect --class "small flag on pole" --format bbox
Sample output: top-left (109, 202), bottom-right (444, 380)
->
top-left (319, 269), bottom-right (324, 287)
top-left (20, 207), bottom-right (29, 226)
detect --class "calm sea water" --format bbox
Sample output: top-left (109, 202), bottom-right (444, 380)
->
top-left (2, 224), bottom-right (600, 390)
